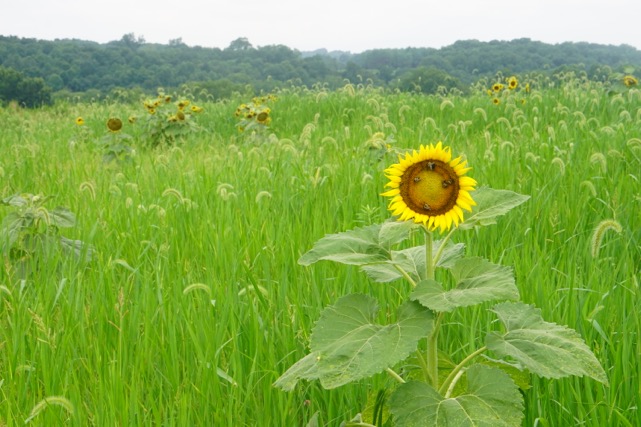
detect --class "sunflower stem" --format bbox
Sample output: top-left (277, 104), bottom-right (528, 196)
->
top-left (385, 368), bottom-right (406, 384)
top-left (394, 264), bottom-right (417, 288)
top-left (422, 227), bottom-right (440, 389)
top-left (424, 228), bottom-right (434, 281)
top-left (439, 346), bottom-right (488, 397)
top-left (433, 227), bottom-right (456, 266)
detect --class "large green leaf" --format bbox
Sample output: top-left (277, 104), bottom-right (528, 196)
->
top-left (274, 294), bottom-right (433, 391)
top-left (298, 220), bottom-right (416, 266)
top-left (360, 241), bottom-right (465, 283)
top-left (0, 212), bottom-right (26, 252)
top-left (50, 207), bottom-right (76, 228)
top-left (389, 364), bottom-right (524, 426)
top-left (458, 188), bottom-right (530, 230)
top-left (411, 257), bottom-right (519, 312)
top-left (486, 302), bottom-right (608, 384)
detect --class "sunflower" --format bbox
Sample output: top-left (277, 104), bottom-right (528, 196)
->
top-left (382, 142), bottom-right (476, 232)
top-left (191, 105), bottom-right (203, 113)
top-left (107, 118), bottom-right (123, 132)
top-left (623, 75), bottom-right (638, 87)
top-left (507, 76), bottom-right (518, 90)
top-left (256, 111), bottom-right (270, 124)
top-left (492, 98), bottom-right (500, 105)
top-left (75, 117), bottom-right (85, 126)
top-left (492, 83), bottom-right (504, 92)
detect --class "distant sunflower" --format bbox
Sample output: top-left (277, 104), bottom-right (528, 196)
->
top-left (107, 118), bottom-right (123, 132)
top-left (256, 111), bottom-right (270, 124)
top-left (75, 117), bottom-right (85, 126)
top-left (492, 83), bottom-right (504, 92)
top-left (382, 142), bottom-right (477, 232)
top-left (191, 105), bottom-right (203, 113)
top-left (508, 76), bottom-right (518, 90)
top-left (623, 75), bottom-right (638, 87)
top-left (492, 98), bottom-right (500, 105)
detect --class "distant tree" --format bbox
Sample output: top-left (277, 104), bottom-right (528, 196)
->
top-left (396, 66), bottom-right (463, 94)
top-left (227, 37), bottom-right (254, 51)
top-left (0, 66), bottom-right (52, 107)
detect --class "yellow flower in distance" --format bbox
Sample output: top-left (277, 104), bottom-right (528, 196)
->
top-left (492, 98), bottom-right (500, 105)
top-left (191, 105), bottom-right (204, 113)
top-left (507, 76), bottom-right (518, 90)
top-left (75, 117), bottom-right (85, 126)
top-left (492, 83), bottom-right (504, 92)
top-left (382, 142), bottom-right (477, 232)
top-left (623, 75), bottom-right (638, 87)
top-left (107, 118), bottom-right (123, 132)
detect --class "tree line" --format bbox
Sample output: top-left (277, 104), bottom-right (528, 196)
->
top-left (1, 34), bottom-right (640, 106)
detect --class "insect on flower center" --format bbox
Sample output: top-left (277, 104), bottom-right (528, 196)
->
top-left (400, 159), bottom-right (459, 215)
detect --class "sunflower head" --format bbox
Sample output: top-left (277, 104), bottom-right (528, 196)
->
top-left (492, 98), bottom-right (500, 105)
top-left (382, 142), bottom-right (477, 232)
top-left (75, 117), bottom-right (85, 126)
top-left (507, 76), bottom-right (518, 90)
top-left (623, 75), bottom-right (638, 87)
top-left (107, 118), bottom-right (123, 132)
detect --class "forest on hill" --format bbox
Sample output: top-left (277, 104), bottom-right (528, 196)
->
top-left (1, 34), bottom-right (640, 106)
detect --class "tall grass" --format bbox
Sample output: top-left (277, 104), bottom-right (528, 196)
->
top-left (0, 78), bottom-right (639, 426)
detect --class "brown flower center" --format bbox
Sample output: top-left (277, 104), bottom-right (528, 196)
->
top-left (399, 159), bottom-right (459, 215)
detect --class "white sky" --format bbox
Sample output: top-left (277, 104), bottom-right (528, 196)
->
top-left (1, 0), bottom-right (640, 53)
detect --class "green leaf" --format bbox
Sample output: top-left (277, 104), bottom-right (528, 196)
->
top-left (411, 257), bottom-right (519, 312)
top-left (389, 364), bottom-right (524, 427)
top-left (274, 294), bottom-right (433, 391)
top-left (50, 207), bottom-right (76, 228)
top-left (360, 241), bottom-right (465, 283)
top-left (486, 302), bottom-right (608, 384)
top-left (0, 212), bottom-right (25, 252)
top-left (458, 188), bottom-right (530, 230)
top-left (298, 220), bottom-right (416, 266)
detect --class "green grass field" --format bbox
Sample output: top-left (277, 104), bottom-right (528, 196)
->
top-left (1, 76), bottom-right (640, 426)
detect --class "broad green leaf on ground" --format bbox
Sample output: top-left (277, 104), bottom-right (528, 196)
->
top-left (273, 294), bottom-right (433, 391)
top-left (361, 241), bottom-right (465, 283)
top-left (486, 302), bottom-right (608, 384)
top-left (389, 364), bottom-right (524, 427)
top-left (458, 187), bottom-right (530, 230)
top-left (298, 220), bottom-right (417, 266)
top-left (410, 257), bottom-right (519, 312)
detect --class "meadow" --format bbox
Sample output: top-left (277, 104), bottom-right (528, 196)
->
top-left (0, 75), bottom-right (640, 426)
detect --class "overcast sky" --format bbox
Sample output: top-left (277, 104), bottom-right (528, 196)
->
top-left (2, 0), bottom-right (640, 53)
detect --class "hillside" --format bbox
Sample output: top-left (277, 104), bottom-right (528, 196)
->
top-left (0, 34), bottom-right (640, 99)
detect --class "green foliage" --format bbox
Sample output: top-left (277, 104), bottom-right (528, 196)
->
top-left (389, 365), bottom-right (524, 426)
top-left (0, 65), bottom-right (52, 107)
top-left (0, 194), bottom-right (91, 278)
top-left (2, 35), bottom-right (641, 96)
top-left (410, 257), bottom-right (519, 312)
top-left (274, 294), bottom-right (433, 391)
top-left (486, 302), bottom-right (609, 384)
top-left (138, 93), bottom-right (204, 147)
top-left (280, 185), bottom-right (606, 425)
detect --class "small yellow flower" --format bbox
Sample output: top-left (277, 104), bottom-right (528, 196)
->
top-left (525, 83), bottom-right (531, 93)
top-left (75, 117), bottom-right (85, 126)
top-left (177, 111), bottom-right (186, 121)
top-left (507, 76), bottom-right (518, 90)
top-left (492, 83), bottom-right (504, 92)
top-left (191, 105), bottom-right (204, 113)
top-left (107, 118), bottom-right (123, 132)
top-left (492, 98), bottom-right (500, 105)
top-left (623, 75), bottom-right (638, 87)
top-left (177, 100), bottom-right (190, 110)
top-left (128, 116), bottom-right (137, 124)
